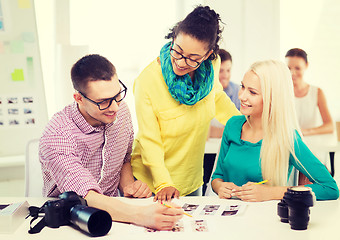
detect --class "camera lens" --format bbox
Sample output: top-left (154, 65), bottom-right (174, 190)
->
top-left (283, 186), bottom-right (314, 230)
top-left (70, 205), bottom-right (112, 237)
top-left (277, 200), bottom-right (288, 223)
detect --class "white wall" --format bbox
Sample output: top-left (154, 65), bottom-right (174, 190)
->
top-left (204, 0), bottom-right (280, 86)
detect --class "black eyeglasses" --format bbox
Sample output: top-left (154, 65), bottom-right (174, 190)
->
top-left (170, 42), bottom-right (210, 68)
top-left (79, 80), bottom-right (127, 110)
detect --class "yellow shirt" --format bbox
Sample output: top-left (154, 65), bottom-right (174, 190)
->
top-left (131, 57), bottom-right (239, 196)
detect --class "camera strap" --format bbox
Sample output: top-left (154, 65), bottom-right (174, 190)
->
top-left (26, 205), bottom-right (47, 234)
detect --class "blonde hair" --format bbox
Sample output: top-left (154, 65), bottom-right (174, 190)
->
top-left (249, 60), bottom-right (306, 186)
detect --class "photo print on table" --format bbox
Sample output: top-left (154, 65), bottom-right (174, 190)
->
top-left (221, 205), bottom-right (240, 216)
top-left (192, 219), bottom-right (208, 232)
top-left (182, 203), bottom-right (199, 215)
top-left (200, 204), bottom-right (220, 216)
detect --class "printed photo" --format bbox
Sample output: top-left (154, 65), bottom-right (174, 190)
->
top-left (8, 108), bottom-right (19, 115)
top-left (172, 221), bottom-right (184, 232)
top-left (7, 97), bottom-right (18, 104)
top-left (182, 203), bottom-right (199, 215)
top-left (221, 205), bottom-right (240, 216)
top-left (200, 204), bottom-right (220, 216)
top-left (192, 219), bottom-right (208, 232)
top-left (9, 119), bottom-right (19, 125)
top-left (24, 108), bottom-right (33, 114)
top-left (0, 120), bottom-right (3, 125)
top-left (23, 97), bottom-right (34, 103)
top-left (25, 118), bottom-right (35, 125)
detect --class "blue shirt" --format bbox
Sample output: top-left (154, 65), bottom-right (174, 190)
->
top-left (224, 82), bottom-right (240, 110)
top-left (212, 115), bottom-right (339, 200)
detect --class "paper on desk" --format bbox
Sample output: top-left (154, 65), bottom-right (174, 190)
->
top-left (0, 201), bottom-right (29, 234)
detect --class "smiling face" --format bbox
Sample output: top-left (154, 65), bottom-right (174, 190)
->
top-left (170, 33), bottom-right (212, 77)
top-left (238, 70), bottom-right (263, 118)
top-left (74, 75), bottom-right (122, 127)
top-left (285, 56), bottom-right (308, 84)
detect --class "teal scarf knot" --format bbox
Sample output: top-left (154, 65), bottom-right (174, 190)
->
top-left (160, 42), bottom-right (214, 105)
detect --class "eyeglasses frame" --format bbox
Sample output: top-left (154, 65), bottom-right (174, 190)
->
top-left (78, 79), bottom-right (127, 111)
top-left (170, 41), bottom-right (211, 68)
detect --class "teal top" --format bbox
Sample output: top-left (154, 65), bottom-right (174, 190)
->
top-left (212, 115), bottom-right (339, 200)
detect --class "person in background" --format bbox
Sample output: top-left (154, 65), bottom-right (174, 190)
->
top-left (208, 49), bottom-right (240, 138)
top-left (211, 60), bottom-right (339, 201)
top-left (218, 49), bottom-right (240, 110)
top-left (285, 48), bottom-right (334, 136)
top-left (39, 54), bottom-right (183, 230)
top-left (286, 48), bottom-right (335, 184)
top-left (131, 5), bottom-right (239, 202)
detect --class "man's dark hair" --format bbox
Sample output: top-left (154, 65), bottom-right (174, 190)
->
top-left (71, 54), bottom-right (116, 92)
top-left (285, 48), bottom-right (308, 64)
top-left (217, 49), bottom-right (232, 62)
top-left (165, 5), bottom-right (223, 61)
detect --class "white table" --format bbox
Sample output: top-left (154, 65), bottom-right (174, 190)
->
top-left (1, 196), bottom-right (339, 240)
top-left (303, 134), bottom-right (340, 177)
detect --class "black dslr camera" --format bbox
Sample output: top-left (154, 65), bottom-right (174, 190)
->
top-left (39, 191), bottom-right (112, 236)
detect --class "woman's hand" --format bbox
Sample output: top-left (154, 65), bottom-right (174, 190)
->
top-left (232, 182), bottom-right (287, 202)
top-left (154, 186), bottom-right (180, 202)
top-left (216, 182), bottom-right (239, 199)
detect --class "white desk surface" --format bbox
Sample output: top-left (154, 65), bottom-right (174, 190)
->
top-left (1, 196), bottom-right (339, 240)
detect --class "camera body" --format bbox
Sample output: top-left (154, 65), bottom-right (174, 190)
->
top-left (44, 191), bottom-right (87, 228)
top-left (277, 186), bottom-right (315, 230)
top-left (43, 191), bottom-right (112, 236)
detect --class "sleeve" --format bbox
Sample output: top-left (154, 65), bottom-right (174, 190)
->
top-left (39, 130), bottom-right (102, 197)
top-left (211, 121), bottom-right (231, 181)
top-left (212, 58), bottom-right (240, 125)
top-left (292, 133), bottom-right (339, 200)
top-left (133, 73), bottom-right (174, 192)
top-left (123, 121), bottom-right (134, 163)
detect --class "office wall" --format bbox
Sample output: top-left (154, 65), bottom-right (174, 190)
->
top-left (0, 0), bottom-right (48, 156)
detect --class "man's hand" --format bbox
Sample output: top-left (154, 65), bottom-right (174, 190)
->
top-left (135, 202), bottom-right (183, 231)
top-left (123, 180), bottom-right (152, 198)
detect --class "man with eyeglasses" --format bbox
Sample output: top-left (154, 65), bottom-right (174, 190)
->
top-left (39, 54), bottom-right (183, 230)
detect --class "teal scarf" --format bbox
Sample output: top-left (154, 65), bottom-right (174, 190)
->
top-left (160, 42), bottom-right (214, 106)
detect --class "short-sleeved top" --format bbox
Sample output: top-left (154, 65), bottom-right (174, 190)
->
top-left (39, 101), bottom-right (134, 197)
top-left (212, 115), bottom-right (339, 200)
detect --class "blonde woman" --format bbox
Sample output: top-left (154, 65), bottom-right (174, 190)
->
top-left (211, 60), bottom-right (339, 201)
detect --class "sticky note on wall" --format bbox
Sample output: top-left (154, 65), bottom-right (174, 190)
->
top-left (18, 0), bottom-right (31, 9)
top-left (11, 69), bottom-right (25, 81)
top-left (10, 40), bottom-right (24, 53)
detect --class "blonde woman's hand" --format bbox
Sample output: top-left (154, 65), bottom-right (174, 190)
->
top-left (216, 182), bottom-right (239, 199)
top-left (232, 182), bottom-right (270, 202)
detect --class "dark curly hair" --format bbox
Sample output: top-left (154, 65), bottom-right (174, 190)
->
top-left (285, 48), bottom-right (308, 64)
top-left (71, 54), bottom-right (116, 92)
top-left (165, 5), bottom-right (223, 61)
